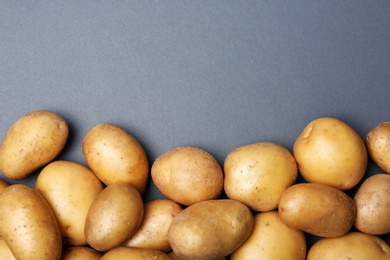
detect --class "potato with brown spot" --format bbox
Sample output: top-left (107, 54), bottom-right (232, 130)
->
top-left (366, 121), bottom-right (390, 174)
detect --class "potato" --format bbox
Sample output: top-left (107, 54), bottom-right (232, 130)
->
top-left (61, 246), bottom-right (102, 259)
top-left (85, 183), bottom-right (144, 251)
top-left (0, 179), bottom-right (9, 193)
top-left (169, 251), bottom-right (226, 260)
top-left (151, 146), bottom-right (223, 206)
top-left (354, 173), bottom-right (390, 235)
top-left (293, 117), bottom-right (367, 190)
top-left (82, 123), bottom-right (149, 194)
top-left (168, 199), bottom-right (254, 260)
top-left (101, 247), bottom-right (171, 260)
top-left (224, 142), bottom-right (297, 212)
top-left (278, 183), bottom-right (356, 237)
top-left (0, 238), bottom-right (15, 260)
top-left (366, 121), bottom-right (390, 174)
top-left (231, 211), bottom-right (306, 260)
top-left (35, 160), bottom-right (104, 245)
top-left (0, 110), bottom-right (68, 179)
top-left (123, 199), bottom-right (182, 252)
top-left (307, 232), bottom-right (390, 260)
top-left (0, 184), bottom-right (62, 259)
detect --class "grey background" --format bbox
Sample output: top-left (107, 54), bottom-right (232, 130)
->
top-left (1, 0), bottom-right (390, 249)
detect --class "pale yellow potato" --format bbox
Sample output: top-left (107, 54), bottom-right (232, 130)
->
top-left (61, 246), bottom-right (102, 259)
top-left (123, 199), bottom-right (182, 252)
top-left (0, 184), bottom-right (62, 259)
top-left (168, 199), bottom-right (254, 260)
top-left (35, 160), bottom-right (104, 246)
top-left (224, 142), bottom-right (298, 212)
top-left (366, 121), bottom-right (390, 174)
top-left (151, 146), bottom-right (223, 206)
top-left (0, 238), bottom-right (15, 260)
top-left (231, 211), bottom-right (306, 260)
top-left (0, 110), bottom-right (68, 179)
top-left (354, 173), bottom-right (390, 235)
top-left (278, 183), bottom-right (356, 237)
top-left (85, 183), bottom-right (144, 251)
top-left (293, 117), bottom-right (367, 190)
top-left (0, 179), bottom-right (9, 193)
top-left (82, 123), bottom-right (149, 194)
top-left (307, 232), bottom-right (390, 260)
top-left (101, 247), bottom-right (171, 260)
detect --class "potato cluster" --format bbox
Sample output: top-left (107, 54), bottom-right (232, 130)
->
top-left (0, 110), bottom-right (390, 259)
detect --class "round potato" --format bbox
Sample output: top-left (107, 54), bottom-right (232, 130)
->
top-left (307, 232), bottom-right (390, 260)
top-left (61, 246), bottom-right (102, 260)
top-left (224, 142), bottom-right (298, 212)
top-left (293, 117), bottom-right (367, 190)
top-left (168, 199), bottom-right (254, 260)
top-left (0, 110), bottom-right (68, 179)
top-left (101, 247), bottom-right (171, 260)
top-left (354, 173), bottom-right (390, 235)
top-left (231, 211), bottom-right (306, 260)
top-left (0, 238), bottom-right (15, 260)
top-left (366, 121), bottom-right (390, 174)
top-left (278, 183), bottom-right (356, 237)
top-left (123, 199), bottom-right (182, 252)
top-left (85, 183), bottom-right (144, 251)
top-left (82, 123), bottom-right (149, 194)
top-left (35, 160), bottom-right (104, 245)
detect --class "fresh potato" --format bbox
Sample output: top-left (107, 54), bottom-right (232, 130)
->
top-left (224, 142), bottom-right (297, 212)
top-left (35, 160), bottom-right (104, 245)
top-left (168, 199), bottom-right (254, 260)
top-left (231, 211), bottom-right (306, 260)
top-left (61, 246), bottom-right (102, 259)
top-left (85, 183), bottom-right (144, 251)
top-left (0, 179), bottom-right (9, 193)
top-left (151, 146), bottom-right (223, 206)
top-left (0, 184), bottom-right (62, 259)
top-left (293, 117), bottom-right (367, 190)
top-left (278, 183), bottom-right (356, 237)
top-left (307, 232), bottom-right (390, 260)
top-left (354, 173), bottom-right (390, 235)
top-left (101, 247), bottom-right (171, 260)
top-left (0, 110), bottom-right (68, 179)
top-left (169, 251), bottom-right (226, 260)
top-left (123, 199), bottom-right (182, 252)
top-left (82, 123), bottom-right (149, 194)
top-left (0, 238), bottom-right (15, 260)
top-left (366, 121), bottom-right (390, 174)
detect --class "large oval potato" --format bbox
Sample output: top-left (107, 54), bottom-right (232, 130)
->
top-left (366, 121), bottom-right (390, 174)
top-left (0, 110), bottom-right (69, 179)
top-left (0, 184), bottom-right (62, 259)
top-left (101, 247), bottom-right (171, 260)
top-left (224, 142), bottom-right (298, 212)
top-left (35, 160), bottom-right (104, 245)
top-left (278, 183), bottom-right (356, 237)
top-left (61, 246), bottom-right (102, 260)
top-left (293, 117), bottom-right (367, 190)
top-left (168, 199), bottom-right (254, 260)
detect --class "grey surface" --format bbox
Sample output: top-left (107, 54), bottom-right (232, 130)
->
top-left (1, 0), bottom-right (390, 249)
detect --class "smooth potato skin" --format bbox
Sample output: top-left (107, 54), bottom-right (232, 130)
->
top-left (101, 247), bottom-right (171, 260)
top-left (366, 121), bottom-right (390, 174)
top-left (61, 246), bottom-right (102, 260)
top-left (0, 184), bottom-right (62, 260)
top-left (0, 238), bottom-right (15, 260)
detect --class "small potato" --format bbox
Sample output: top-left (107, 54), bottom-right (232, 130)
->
top-left (293, 117), bottom-right (367, 190)
top-left (307, 232), bottom-right (390, 260)
top-left (35, 160), bottom-right (104, 245)
top-left (354, 173), bottom-right (390, 235)
top-left (168, 199), bottom-right (254, 260)
top-left (61, 246), bottom-right (102, 260)
top-left (151, 146), bottom-right (223, 206)
top-left (231, 211), bottom-right (306, 260)
top-left (224, 142), bottom-right (298, 212)
top-left (85, 183), bottom-right (144, 251)
top-left (0, 238), bottom-right (15, 260)
top-left (123, 199), bottom-right (182, 252)
top-left (169, 251), bottom-right (226, 260)
top-left (82, 123), bottom-right (149, 194)
top-left (101, 247), bottom-right (171, 260)
top-left (366, 121), bottom-right (390, 174)
top-left (0, 110), bottom-right (68, 179)
top-left (278, 183), bottom-right (356, 237)
top-left (0, 184), bottom-right (62, 259)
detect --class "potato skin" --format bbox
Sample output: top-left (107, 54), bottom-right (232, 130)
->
top-left (0, 184), bottom-right (62, 260)
top-left (61, 246), bottom-right (102, 260)
top-left (0, 238), bottom-right (15, 260)
top-left (278, 183), bottom-right (356, 237)
top-left (0, 179), bottom-right (9, 193)
top-left (101, 247), bottom-right (171, 260)
top-left (366, 121), bottom-right (390, 174)
top-left (0, 110), bottom-right (69, 179)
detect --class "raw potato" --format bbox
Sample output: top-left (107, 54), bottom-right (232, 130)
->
top-left (0, 184), bottom-right (62, 260)
top-left (101, 247), bottom-right (171, 260)
top-left (123, 199), bottom-right (182, 252)
top-left (61, 246), bottom-right (102, 259)
top-left (354, 173), bottom-right (390, 235)
top-left (366, 121), bottom-right (390, 174)
top-left (293, 117), bottom-right (367, 190)
top-left (0, 238), bottom-right (15, 260)
top-left (224, 142), bottom-right (297, 212)
top-left (231, 211), bottom-right (306, 260)
top-left (0, 179), bottom-right (9, 193)
top-left (85, 183), bottom-right (144, 251)
top-left (278, 183), bottom-right (356, 237)
top-left (168, 199), bottom-right (254, 260)
top-left (0, 110), bottom-right (68, 179)
top-left (307, 232), bottom-right (390, 260)
top-left (169, 251), bottom-right (226, 260)
top-left (151, 146), bottom-right (223, 206)
top-left (35, 160), bottom-right (104, 245)
top-left (82, 123), bottom-right (149, 194)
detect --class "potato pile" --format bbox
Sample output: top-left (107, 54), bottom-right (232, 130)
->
top-left (0, 110), bottom-right (390, 259)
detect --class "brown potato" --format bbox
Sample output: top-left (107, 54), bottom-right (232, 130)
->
top-left (101, 247), bottom-right (171, 260)
top-left (366, 121), bottom-right (390, 174)
top-left (61, 246), bottom-right (102, 260)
